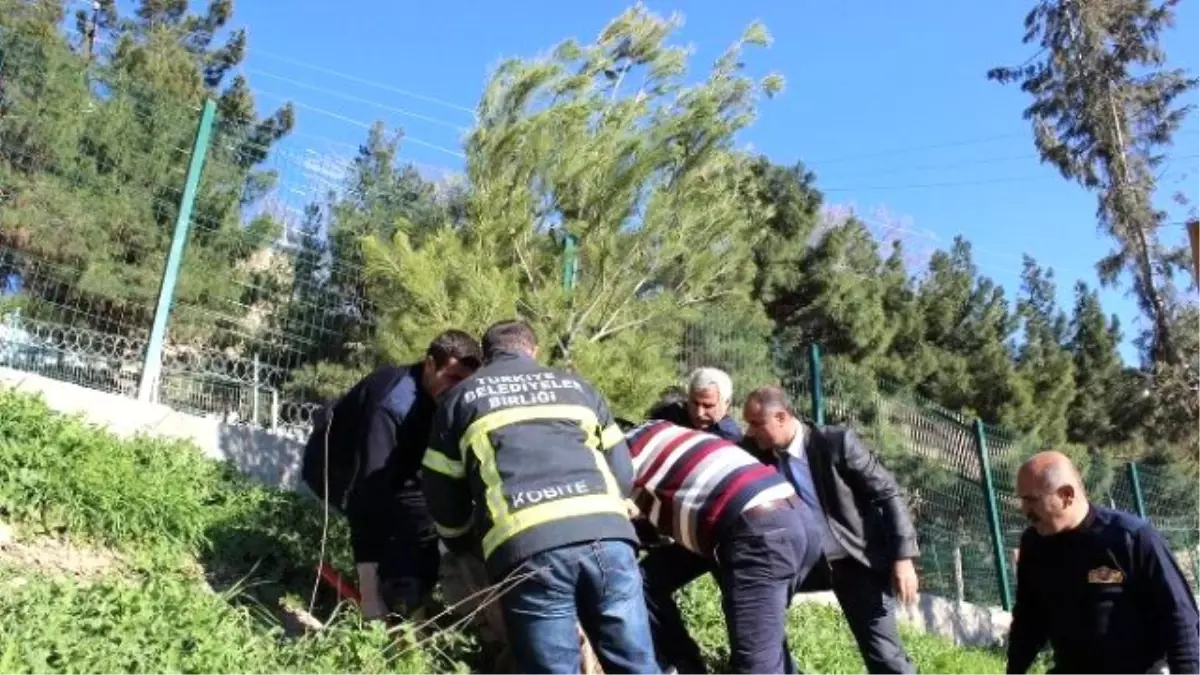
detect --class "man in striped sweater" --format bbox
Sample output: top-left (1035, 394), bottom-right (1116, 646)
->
top-left (626, 419), bottom-right (825, 674)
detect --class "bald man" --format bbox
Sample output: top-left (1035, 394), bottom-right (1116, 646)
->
top-left (1007, 451), bottom-right (1199, 674)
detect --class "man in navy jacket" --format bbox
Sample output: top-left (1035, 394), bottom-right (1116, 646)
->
top-left (1007, 451), bottom-right (1199, 674)
top-left (307, 329), bottom-right (482, 621)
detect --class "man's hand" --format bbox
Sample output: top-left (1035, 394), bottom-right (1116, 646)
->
top-left (892, 558), bottom-right (919, 605)
top-left (356, 562), bottom-right (388, 621)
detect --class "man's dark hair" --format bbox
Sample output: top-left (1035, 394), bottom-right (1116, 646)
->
top-left (746, 385), bottom-right (797, 417)
top-left (481, 319), bottom-right (538, 359)
top-left (645, 386), bottom-right (686, 419)
top-left (426, 329), bottom-right (483, 370)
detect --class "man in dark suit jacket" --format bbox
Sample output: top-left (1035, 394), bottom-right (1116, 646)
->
top-left (742, 385), bottom-right (919, 674)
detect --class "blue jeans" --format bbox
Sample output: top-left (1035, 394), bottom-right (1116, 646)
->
top-left (500, 539), bottom-right (659, 674)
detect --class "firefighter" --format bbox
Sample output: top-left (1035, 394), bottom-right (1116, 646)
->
top-left (421, 319), bottom-right (658, 674)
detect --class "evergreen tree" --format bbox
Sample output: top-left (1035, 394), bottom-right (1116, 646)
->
top-left (876, 240), bottom-right (933, 386)
top-left (988, 0), bottom-right (1197, 366)
top-left (0, 0), bottom-right (293, 350)
top-left (282, 123), bottom-right (457, 400)
top-left (915, 237), bottom-right (1031, 427)
top-left (361, 6), bottom-right (782, 416)
top-left (1014, 255), bottom-right (1076, 444)
top-left (746, 157), bottom-right (823, 320)
top-left (1066, 280), bottom-right (1125, 446)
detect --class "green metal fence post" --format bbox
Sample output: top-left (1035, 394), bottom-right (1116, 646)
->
top-left (973, 418), bottom-right (1014, 611)
top-left (561, 233), bottom-right (579, 291)
top-left (808, 342), bottom-right (825, 426)
top-left (137, 99), bottom-right (218, 403)
top-left (1126, 461), bottom-right (1149, 521)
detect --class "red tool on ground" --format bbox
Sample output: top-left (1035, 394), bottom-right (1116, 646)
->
top-left (317, 561), bottom-right (362, 606)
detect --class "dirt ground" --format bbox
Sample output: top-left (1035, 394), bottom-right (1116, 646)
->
top-left (0, 520), bottom-right (609, 672)
top-left (0, 520), bottom-right (121, 582)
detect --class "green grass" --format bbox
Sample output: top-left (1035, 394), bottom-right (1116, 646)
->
top-left (0, 388), bottom-right (1016, 673)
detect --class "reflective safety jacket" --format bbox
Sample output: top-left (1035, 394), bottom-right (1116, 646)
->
top-left (421, 349), bottom-right (637, 577)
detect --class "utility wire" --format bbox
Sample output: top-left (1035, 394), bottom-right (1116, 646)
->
top-left (805, 128), bottom-right (1199, 168)
top-left (805, 133), bottom-right (1027, 166)
top-left (243, 67), bottom-right (471, 134)
top-left (247, 46), bottom-right (477, 117)
top-left (823, 153), bottom-right (1198, 192)
top-left (251, 87), bottom-right (466, 159)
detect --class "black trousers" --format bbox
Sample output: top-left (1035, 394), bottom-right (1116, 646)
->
top-left (640, 497), bottom-right (823, 674)
top-left (797, 555), bottom-right (915, 674)
top-left (375, 488), bottom-right (441, 617)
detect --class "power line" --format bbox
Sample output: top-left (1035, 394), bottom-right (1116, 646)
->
top-left (822, 152), bottom-right (1199, 192)
top-left (823, 175), bottom-right (1041, 192)
top-left (59, 26), bottom-right (474, 142)
top-left (823, 153), bottom-right (1036, 177)
top-left (243, 67), bottom-right (470, 134)
top-left (247, 46), bottom-right (477, 117)
top-left (805, 128), bottom-right (1200, 169)
top-left (805, 133), bottom-right (1027, 166)
top-left (269, 128), bottom-right (460, 176)
top-left (251, 87), bottom-right (466, 159)
top-left (61, 25), bottom-right (477, 119)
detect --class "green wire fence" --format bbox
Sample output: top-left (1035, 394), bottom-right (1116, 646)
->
top-left (793, 343), bottom-right (1200, 610)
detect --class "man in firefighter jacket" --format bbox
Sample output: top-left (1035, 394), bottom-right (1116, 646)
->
top-left (420, 319), bottom-right (658, 674)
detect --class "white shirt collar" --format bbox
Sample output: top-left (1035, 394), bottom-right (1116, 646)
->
top-left (781, 418), bottom-right (806, 460)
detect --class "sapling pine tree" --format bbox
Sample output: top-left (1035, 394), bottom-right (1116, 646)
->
top-left (362, 5), bottom-right (783, 415)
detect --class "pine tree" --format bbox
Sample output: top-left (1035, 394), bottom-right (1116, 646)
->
top-left (988, 0), bottom-right (1198, 366)
top-left (1066, 280), bottom-right (1125, 446)
top-left (915, 238), bottom-right (1031, 427)
top-left (746, 157), bottom-right (823, 319)
top-left (0, 0), bottom-right (293, 349)
top-left (1014, 255), bottom-right (1076, 444)
top-left (361, 6), bottom-right (783, 416)
top-left (876, 240), bottom-right (932, 386)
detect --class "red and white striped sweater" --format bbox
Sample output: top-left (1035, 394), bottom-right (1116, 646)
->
top-left (627, 420), bottom-right (796, 557)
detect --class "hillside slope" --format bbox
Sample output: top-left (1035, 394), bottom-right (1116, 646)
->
top-left (0, 389), bottom-right (1013, 674)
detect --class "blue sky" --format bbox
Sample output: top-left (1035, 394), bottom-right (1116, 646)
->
top-left (150, 1), bottom-right (1200, 362)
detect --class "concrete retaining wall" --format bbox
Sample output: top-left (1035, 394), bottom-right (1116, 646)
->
top-left (0, 367), bottom-right (308, 491)
top-left (790, 590), bottom-right (1009, 648)
top-left (0, 367), bottom-right (1012, 648)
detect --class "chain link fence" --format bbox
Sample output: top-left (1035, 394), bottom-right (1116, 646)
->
top-left (0, 28), bottom-right (368, 436)
top-left (784, 345), bottom-right (1200, 609)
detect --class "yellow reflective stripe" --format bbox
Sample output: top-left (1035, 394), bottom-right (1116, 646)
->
top-left (473, 431), bottom-right (509, 538)
top-left (459, 404), bottom-right (600, 452)
top-left (591, 447), bottom-right (619, 499)
top-left (460, 404), bottom-right (623, 560)
top-left (435, 520), bottom-right (473, 539)
top-left (599, 423), bottom-right (624, 450)
top-left (422, 448), bottom-right (465, 478)
top-left (582, 422), bottom-right (600, 450)
top-left (482, 494), bottom-right (627, 559)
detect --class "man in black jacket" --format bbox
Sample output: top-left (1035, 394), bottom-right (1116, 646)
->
top-left (304, 329), bottom-right (482, 621)
top-left (1007, 451), bottom-right (1199, 674)
top-left (742, 385), bottom-right (919, 674)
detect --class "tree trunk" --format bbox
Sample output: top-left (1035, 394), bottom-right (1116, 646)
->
top-left (1105, 90), bottom-right (1177, 364)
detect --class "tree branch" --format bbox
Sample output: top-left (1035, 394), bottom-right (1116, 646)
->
top-left (588, 289), bottom-right (735, 343)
